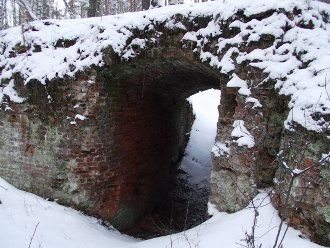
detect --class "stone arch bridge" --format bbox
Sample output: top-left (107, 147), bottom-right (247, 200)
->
top-left (0, 1), bottom-right (329, 244)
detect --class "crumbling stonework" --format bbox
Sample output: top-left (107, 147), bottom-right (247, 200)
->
top-left (210, 72), bottom-right (329, 245)
top-left (272, 128), bottom-right (330, 245)
top-left (0, 54), bottom-right (219, 230)
top-left (0, 3), bottom-right (329, 245)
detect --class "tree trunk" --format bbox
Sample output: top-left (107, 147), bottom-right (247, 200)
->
top-left (63, 0), bottom-right (76, 18)
top-left (142, 0), bottom-right (149, 10)
top-left (88, 0), bottom-right (98, 17)
top-left (42, 0), bottom-right (49, 19)
top-left (104, 0), bottom-right (109, 15)
top-left (150, 0), bottom-right (161, 8)
top-left (0, 0), bottom-right (8, 29)
top-left (17, 0), bottom-right (38, 21)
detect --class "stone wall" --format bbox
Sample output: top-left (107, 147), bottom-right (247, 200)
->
top-left (0, 5), bottom-right (329, 245)
top-left (272, 128), bottom-right (330, 244)
top-left (0, 55), bottom-right (219, 230)
top-left (210, 69), bottom-right (330, 245)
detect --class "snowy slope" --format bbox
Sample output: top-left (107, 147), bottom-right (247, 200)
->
top-left (0, 177), bottom-right (326, 248)
top-left (0, 0), bottom-right (330, 132)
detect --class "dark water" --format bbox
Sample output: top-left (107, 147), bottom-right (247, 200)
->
top-left (125, 90), bottom-right (219, 239)
top-left (125, 166), bottom-right (210, 239)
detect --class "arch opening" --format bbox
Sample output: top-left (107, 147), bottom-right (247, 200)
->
top-left (124, 89), bottom-right (221, 239)
top-left (99, 57), bottom-right (221, 237)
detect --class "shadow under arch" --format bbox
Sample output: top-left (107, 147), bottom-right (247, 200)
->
top-left (97, 55), bottom-right (223, 232)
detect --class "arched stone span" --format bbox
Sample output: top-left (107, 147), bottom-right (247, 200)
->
top-left (0, 1), bottom-right (329, 244)
top-left (0, 49), bottom-right (221, 230)
top-left (92, 55), bottom-right (220, 229)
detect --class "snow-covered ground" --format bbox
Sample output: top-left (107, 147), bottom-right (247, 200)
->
top-left (0, 177), bottom-right (325, 248)
top-left (0, 89), bottom-right (326, 248)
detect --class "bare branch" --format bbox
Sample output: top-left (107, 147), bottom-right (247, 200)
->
top-left (16, 0), bottom-right (38, 21)
top-left (0, 184), bottom-right (8, 190)
top-left (28, 222), bottom-right (40, 248)
top-left (62, 0), bottom-right (76, 18)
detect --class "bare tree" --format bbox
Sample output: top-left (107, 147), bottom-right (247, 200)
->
top-left (0, 0), bottom-right (8, 29)
top-left (62, 0), bottom-right (76, 18)
top-left (142, 0), bottom-right (149, 10)
top-left (87, 0), bottom-right (97, 16)
top-left (17, 0), bottom-right (38, 21)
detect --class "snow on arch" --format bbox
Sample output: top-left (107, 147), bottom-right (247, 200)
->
top-left (0, 0), bottom-right (330, 132)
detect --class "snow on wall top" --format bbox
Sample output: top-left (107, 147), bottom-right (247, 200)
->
top-left (0, 0), bottom-right (330, 132)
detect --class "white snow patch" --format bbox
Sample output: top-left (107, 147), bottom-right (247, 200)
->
top-left (227, 73), bottom-right (251, 96)
top-left (246, 97), bottom-right (262, 108)
top-left (292, 168), bottom-right (306, 175)
top-left (73, 103), bottom-right (81, 109)
top-left (75, 114), bottom-right (87, 120)
top-left (231, 120), bottom-right (255, 148)
top-left (0, 177), bottom-right (325, 248)
top-left (69, 114), bottom-right (87, 125)
top-left (2, 80), bottom-right (25, 103)
top-left (207, 202), bottom-right (220, 216)
top-left (320, 152), bottom-right (330, 163)
top-left (219, 47), bottom-right (238, 73)
top-left (212, 141), bottom-right (230, 157)
top-left (0, 177), bottom-right (136, 248)
top-left (165, 19), bottom-right (186, 30)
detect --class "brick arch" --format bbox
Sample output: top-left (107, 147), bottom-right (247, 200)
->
top-left (0, 8), bottom-right (275, 233)
top-left (0, 4), bottom-right (329, 243)
top-left (92, 56), bottom-right (220, 229)
top-left (0, 39), bottom-right (224, 232)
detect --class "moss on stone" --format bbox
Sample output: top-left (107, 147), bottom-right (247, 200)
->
top-left (321, 206), bottom-right (330, 223)
top-left (13, 43), bottom-right (28, 54)
top-left (320, 166), bottom-right (330, 183)
top-left (318, 206), bottom-right (330, 244)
